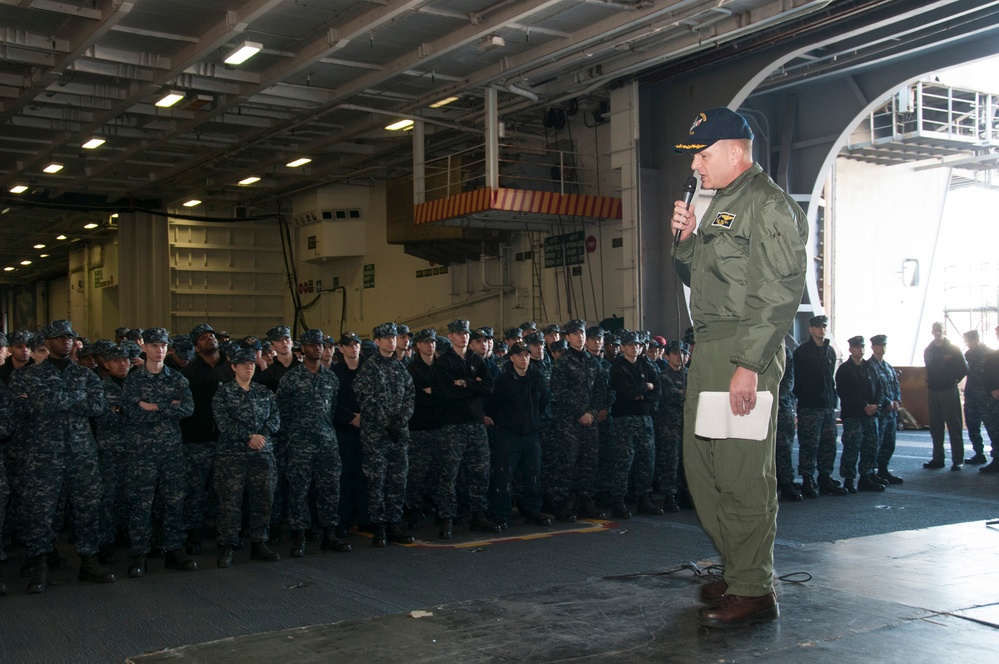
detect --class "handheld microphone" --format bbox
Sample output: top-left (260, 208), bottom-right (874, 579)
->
top-left (674, 176), bottom-right (698, 247)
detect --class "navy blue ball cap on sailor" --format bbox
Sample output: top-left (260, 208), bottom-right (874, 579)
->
top-left (847, 335), bottom-right (865, 348)
top-left (102, 343), bottom-right (129, 361)
top-left (339, 331), bottom-right (361, 345)
top-left (265, 325), bottom-right (291, 341)
top-left (542, 324), bottom-right (560, 335)
top-left (447, 319), bottom-right (471, 334)
top-left (142, 327), bottom-right (171, 345)
top-left (524, 333), bottom-right (544, 346)
top-left (396, 324), bottom-right (411, 337)
top-left (673, 107), bottom-right (754, 154)
top-left (44, 319), bottom-right (77, 339)
top-left (586, 325), bottom-right (605, 339)
top-left (372, 322), bottom-right (398, 339)
top-left (564, 319), bottom-right (586, 334)
top-left (414, 328), bottom-right (437, 343)
top-left (189, 323), bottom-right (215, 343)
top-left (230, 348), bottom-right (257, 365)
top-left (870, 334), bottom-right (888, 346)
top-left (809, 315), bottom-right (828, 328)
top-left (6, 330), bottom-right (31, 346)
top-left (299, 329), bottom-right (325, 345)
top-left (550, 339), bottom-right (568, 352)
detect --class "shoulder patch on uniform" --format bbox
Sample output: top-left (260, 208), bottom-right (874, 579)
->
top-left (711, 212), bottom-right (736, 228)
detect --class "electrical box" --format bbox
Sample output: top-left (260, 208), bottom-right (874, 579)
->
top-left (298, 217), bottom-right (366, 262)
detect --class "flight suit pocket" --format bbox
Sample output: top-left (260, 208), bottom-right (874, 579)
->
top-left (759, 231), bottom-right (801, 281)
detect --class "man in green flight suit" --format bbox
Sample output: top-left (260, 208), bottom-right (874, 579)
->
top-left (671, 107), bottom-right (808, 628)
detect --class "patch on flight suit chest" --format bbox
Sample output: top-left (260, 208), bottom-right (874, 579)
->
top-left (711, 212), bottom-right (736, 228)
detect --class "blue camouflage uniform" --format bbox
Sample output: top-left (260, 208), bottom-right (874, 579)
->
top-left (835, 339), bottom-right (883, 484)
top-left (869, 336), bottom-right (902, 474)
top-left (95, 353), bottom-right (131, 549)
top-left (405, 329), bottom-right (444, 520)
top-left (276, 349), bottom-right (343, 534)
top-left (655, 345), bottom-right (688, 497)
top-left (608, 336), bottom-right (661, 502)
top-left (776, 341), bottom-right (798, 489)
top-left (964, 339), bottom-right (990, 460)
top-left (213, 371), bottom-right (281, 547)
top-left (353, 324), bottom-right (415, 526)
top-left (123, 334), bottom-right (195, 557)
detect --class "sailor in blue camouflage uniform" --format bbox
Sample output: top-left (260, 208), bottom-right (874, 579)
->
top-left (776, 339), bottom-right (802, 501)
top-left (395, 324), bottom-right (414, 366)
top-left (9, 320), bottom-right (116, 593)
top-left (585, 326), bottom-right (615, 513)
top-left (95, 343), bottom-right (133, 564)
top-left (870, 335), bottom-right (904, 484)
top-left (835, 336), bottom-right (886, 493)
top-left (0, 379), bottom-right (12, 592)
top-left (332, 331), bottom-right (370, 538)
top-left (123, 328), bottom-right (198, 578)
top-left (608, 331), bottom-right (663, 519)
top-left (353, 323), bottom-right (417, 547)
top-left (962, 330), bottom-right (990, 466)
top-left (277, 329), bottom-right (352, 558)
top-left (213, 348), bottom-right (282, 567)
top-left (655, 340), bottom-right (688, 512)
top-left (433, 319), bottom-right (500, 539)
top-left (546, 319), bottom-right (608, 521)
top-left (404, 328), bottom-right (444, 529)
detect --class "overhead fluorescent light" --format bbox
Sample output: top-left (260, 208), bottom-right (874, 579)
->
top-left (20, 260), bottom-right (32, 266)
top-left (224, 41), bottom-right (263, 66)
top-left (82, 137), bottom-right (106, 150)
top-left (33, 244), bottom-right (45, 249)
top-left (183, 199), bottom-right (202, 207)
top-left (110, 213), bottom-right (119, 218)
top-left (429, 96), bottom-right (459, 109)
top-left (83, 222), bottom-right (99, 229)
top-left (155, 91), bottom-right (185, 108)
top-left (56, 234), bottom-right (67, 240)
top-left (385, 119), bottom-right (414, 131)
top-left (238, 176), bottom-right (261, 186)
top-left (39, 254), bottom-right (49, 258)
top-left (3, 267), bottom-right (13, 272)
top-left (286, 157), bottom-right (311, 168)
top-left (43, 163), bottom-right (64, 174)
top-left (9, 185), bottom-right (28, 194)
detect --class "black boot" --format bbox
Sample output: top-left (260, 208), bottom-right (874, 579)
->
top-left (27, 555), bottom-right (48, 594)
top-left (662, 493), bottom-right (680, 513)
top-left (857, 474), bottom-right (886, 492)
top-left (372, 524), bottom-right (388, 547)
top-left (78, 556), bottom-right (116, 584)
top-left (321, 528), bottom-right (352, 553)
top-left (439, 518), bottom-right (453, 540)
top-left (818, 473), bottom-right (848, 496)
top-left (611, 499), bottom-right (632, 519)
top-left (553, 501), bottom-right (576, 523)
top-left (217, 547), bottom-right (234, 568)
top-left (779, 483), bottom-right (803, 501)
top-left (290, 531), bottom-right (307, 558)
top-left (0, 570), bottom-right (6, 597)
top-left (637, 494), bottom-right (664, 516)
top-left (250, 541), bottom-right (281, 562)
top-left (800, 475), bottom-right (819, 499)
top-left (469, 513), bottom-right (501, 533)
top-left (388, 523), bottom-right (415, 545)
top-left (98, 543), bottom-right (118, 565)
top-left (128, 555), bottom-right (147, 578)
top-left (164, 549), bottom-right (199, 571)
top-left (185, 529), bottom-right (202, 555)
top-left (577, 495), bottom-right (606, 520)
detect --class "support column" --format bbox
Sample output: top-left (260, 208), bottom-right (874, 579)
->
top-left (118, 211), bottom-right (171, 328)
top-left (485, 87), bottom-right (499, 190)
top-left (611, 82), bottom-right (642, 328)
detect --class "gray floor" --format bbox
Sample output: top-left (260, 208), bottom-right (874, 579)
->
top-left (2, 430), bottom-right (998, 663)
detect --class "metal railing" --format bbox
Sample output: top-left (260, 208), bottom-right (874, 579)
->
top-left (421, 141), bottom-right (617, 202)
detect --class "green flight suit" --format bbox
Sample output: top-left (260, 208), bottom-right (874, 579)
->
top-left (674, 162), bottom-right (807, 597)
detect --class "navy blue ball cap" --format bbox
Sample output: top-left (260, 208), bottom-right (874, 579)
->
top-left (870, 334), bottom-right (888, 346)
top-left (848, 335), bottom-right (865, 348)
top-left (189, 323), bottom-right (215, 343)
top-left (447, 319), bottom-right (470, 334)
top-left (673, 108), bottom-right (754, 154)
top-left (585, 325), bottom-right (604, 339)
top-left (230, 348), bottom-right (257, 365)
top-left (339, 331), bottom-right (361, 345)
top-left (413, 328), bottom-right (437, 343)
top-left (299, 329), bottom-right (324, 345)
top-left (265, 325), bottom-right (291, 341)
top-left (809, 315), bottom-right (828, 328)
top-left (542, 324), bottom-right (560, 335)
top-left (44, 319), bottom-right (77, 339)
top-left (142, 327), bottom-right (170, 345)
top-left (564, 319), bottom-right (586, 334)
top-left (372, 322), bottom-right (398, 339)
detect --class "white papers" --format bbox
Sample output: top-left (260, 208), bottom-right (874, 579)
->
top-left (694, 391), bottom-right (773, 441)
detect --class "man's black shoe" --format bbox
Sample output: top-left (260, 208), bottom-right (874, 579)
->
top-left (877, 468), bottom-right (904, 484)
top-left (128, 555), bottom-right (147, 578)
top-left (79, 556), bottom-right (116, 584)
top-left (554, 502), bottom-right (576, 522)
top-left (372, 524), bottom-right (388, 548)
top-left (217, 547), bottom-right (234, 568)
top-left (857, 474), bottom-right (886, 492)
top-left (523, 512), bottom-right (551, 526)
top-left (469, 514), bottom-right (501, 533)
top-left (388, 523), bottom-right (415, 544)
top-left (577, 496), bottom-right (606, 520)
top-left (952, 463), bottom-right (964, 471)
top-left (779, 483), bottom-right (803, 501)
top-left (611, 501), bottom-right (632, 520)
top-left (185, 530), bottom-right (202, 555)
top-left (980, 459), bottom-right (999, 473)
top-left (27, 556), bottom-right (48, 594)
top-left (818, 474), bottom-right (848, 496)
top-left (290, 531), bottom-right (307, 558)
top-left (164, 549), bottom-right (198, 572)
top-left (321, 528), bottom-right (352, 552)
top-left (923, 459), bottom-right (945, 469)
top-left (636, 494), bottom-right (664, 516)
top-left (800, 475), bottom-right (819, 499)
top-left (842, 478), bottom-right (857, 494)
top-left (967, 453), bottom-right (988, 465)
top-left (250, 541), bottom-right (281, 562)
top-left (439, 518), bottom-right (453, 540)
